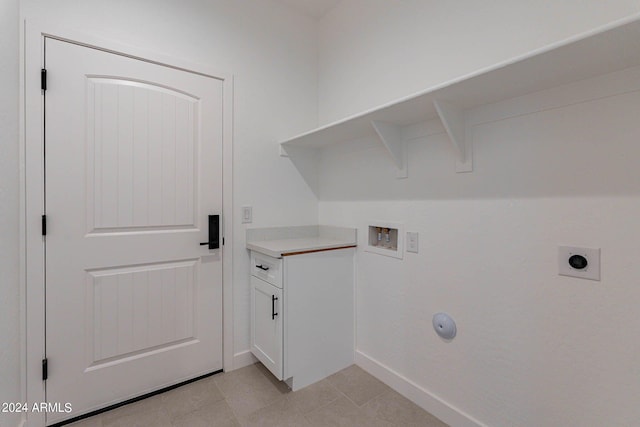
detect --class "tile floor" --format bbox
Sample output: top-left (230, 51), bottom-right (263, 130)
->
top-left (67, 364), bottom-right (449, 427)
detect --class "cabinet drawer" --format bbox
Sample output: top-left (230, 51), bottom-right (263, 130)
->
top-left (250, 252), bottom-right (283, 288)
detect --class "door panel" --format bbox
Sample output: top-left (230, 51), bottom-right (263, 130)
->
top-left (45, 38), bottom-right (223, 424)
top-left (87, 260), bottom-right (197, 364)
top-left (86, 78), bottom-right (199, 231)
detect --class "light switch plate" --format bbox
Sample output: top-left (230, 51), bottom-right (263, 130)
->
top-left (558, 246), bottom-right (600, 281)
top-left (406, 232), bottom-right (419, 253)
top-left (242, 206), bottom-right (252, 224)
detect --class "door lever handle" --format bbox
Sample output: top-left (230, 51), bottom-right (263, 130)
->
top-left (200, 215), bottom-right (220, 249)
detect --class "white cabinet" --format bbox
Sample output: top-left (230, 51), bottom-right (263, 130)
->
top-left (250, 275), bottom-right (283, 379)
top-left (249, 247), bottom-right (355, 391)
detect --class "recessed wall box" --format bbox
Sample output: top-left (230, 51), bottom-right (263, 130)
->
top-left (365, 222), bottom-right (403, 259)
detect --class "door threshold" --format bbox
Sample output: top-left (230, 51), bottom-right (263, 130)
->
top-left (47, 369), bottom-right (224, 426)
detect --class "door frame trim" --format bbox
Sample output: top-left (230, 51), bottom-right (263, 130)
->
top-left (22, 20), bottom-right (234, 427)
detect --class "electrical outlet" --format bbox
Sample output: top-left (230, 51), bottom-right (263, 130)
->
top-left (558, 246), bottom-right (600, 281)
top-left (242, 206), bottom-right (252, 224)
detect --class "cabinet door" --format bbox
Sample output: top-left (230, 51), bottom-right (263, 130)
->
top-left (250, 276), bottom-right (283, 379)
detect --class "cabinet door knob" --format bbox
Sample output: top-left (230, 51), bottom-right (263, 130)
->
top-left (256, 265), bottom-right (270, 271)
top-left (272, 295), bottom-right (278, 320)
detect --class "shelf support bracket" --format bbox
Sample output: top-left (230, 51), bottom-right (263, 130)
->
top-left (433, 99), bottom-right (472, 172)
top-left (279, 143), bottom-right (321, 196)
top-left (371, 120), bottom-right (407, 178)
top-left (279, 143), bottom-right (289, 157)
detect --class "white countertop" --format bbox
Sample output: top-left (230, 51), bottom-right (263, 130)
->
top-left (247, 236), bottom-right (356, 258)
top-left (246, 225), bottom-right (357, 258)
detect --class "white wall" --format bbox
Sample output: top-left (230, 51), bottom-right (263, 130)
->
top-left (18, 0), bottom-right (319, 371)
top-left (318, 0), bottom-right (640, 124)
top-left (1, 0), bottom-right (22, 424)
top-left (316, 2), bottom-right (640, 426)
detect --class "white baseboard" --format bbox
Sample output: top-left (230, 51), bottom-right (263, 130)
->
top-left (355, 350), bottom-right (487, 427)
top-left (232, 350), bottom-right (258, 371)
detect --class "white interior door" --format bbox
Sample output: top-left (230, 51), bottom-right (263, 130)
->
top-left (44, 38), bottom-right (224, 424)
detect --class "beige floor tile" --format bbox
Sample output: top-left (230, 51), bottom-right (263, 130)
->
top-left (253, 363), bottom-right (291, 393)
top-left (286, 379), bottom-right (341, 414)
top-left (62, 366), bottom-right (448, 427)
top-left (328, 365), bottom-right (390, 406)
top-left (361, 389), bottom-right (449, 427)
top-left (102, 406), bottom-right (171, 427)
top-left (304, 396), bottom-right (394, 427)
top-left (161, 376), bottom-right (226, 420)
top-left (100, 394), bottom-right (165, 424)
top-left (215, 364), bottom-right (289, 418)
top-left (171, 400), bottom-right (240, 427)
top-left (215, 365), bottom-right (289, 398)
top-left (239, 398), bottom-right (311, 427)
top-left (224, 391), bottom-right (286, 420)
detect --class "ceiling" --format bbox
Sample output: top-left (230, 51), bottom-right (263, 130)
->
top-left (273, 0), bottom-right (342, 19)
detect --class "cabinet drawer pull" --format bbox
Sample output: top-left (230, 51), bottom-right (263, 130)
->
top-left (272, 295), bottom-right (278, 319)
top-left (256, 264), bottom-right (270, 271)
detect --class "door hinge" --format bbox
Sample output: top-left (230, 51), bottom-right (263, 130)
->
top-left (42, 215), bottom-right (47, 236)
top-left (222, 237), bottom-right (225, 246)
top-left (42, 358), bottom-right (48, 381)
top-left (41, 69), bottom-right (47, 91)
